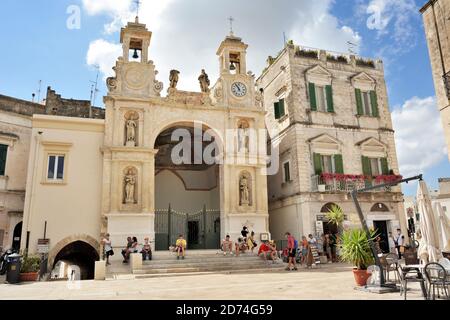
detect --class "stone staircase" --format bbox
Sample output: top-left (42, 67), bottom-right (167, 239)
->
top-left (130, 250), bottom-right (285, 278)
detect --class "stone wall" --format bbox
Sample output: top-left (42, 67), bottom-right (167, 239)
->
top-left (421, 0), bottom-right (450, 161)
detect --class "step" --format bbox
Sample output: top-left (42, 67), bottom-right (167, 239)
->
top-left (134, 263), bottom-right (284, 275)
top-left (133, 267), bottom-right (287, 279)
top-left (141, 260), bottom-right (280, 269)
top-left (145, 256), bottom-right (266, 264)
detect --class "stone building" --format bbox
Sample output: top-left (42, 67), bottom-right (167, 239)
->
top-left (421, 0), bottom-right (450, 161)
top-left (0, 88), bottom-right (104, 253)
top-left (20, 19), bottom-right (269, 278)
top-left (257, 43), bottom-right (406, 251)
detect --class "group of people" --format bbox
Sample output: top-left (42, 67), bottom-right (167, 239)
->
top-left (100, 234), bottom-right (153, 265)
top-left (221, 227), bottom-right (258, 256)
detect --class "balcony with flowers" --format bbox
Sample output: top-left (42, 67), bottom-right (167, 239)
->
top-left (311, 173), bottom-right (403, 193)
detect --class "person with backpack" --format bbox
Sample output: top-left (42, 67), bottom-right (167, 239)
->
top-left (285, 232), bottom-right (298, 271)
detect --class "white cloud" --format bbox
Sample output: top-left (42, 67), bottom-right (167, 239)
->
top-left (363, 0), bottom-right (418, 54)
top-left (86, 39), bottom-right (122, 79)
top-left (84, 0), bottom-right (362, 92)
top-left (392, 97), bottom-right (448, 178)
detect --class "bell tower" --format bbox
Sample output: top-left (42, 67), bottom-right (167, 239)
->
top-left (106, 18), bottom-right (163, 98)
top-left (212, 31), bottom-right (257, 109)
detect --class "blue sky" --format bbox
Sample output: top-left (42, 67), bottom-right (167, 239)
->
top-left (0, 0), bottom-right (448, 195)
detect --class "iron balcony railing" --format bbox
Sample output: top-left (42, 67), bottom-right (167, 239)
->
top-left (311, 173), bottom-right (402, 193)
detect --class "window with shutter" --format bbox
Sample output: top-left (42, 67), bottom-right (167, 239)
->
top-left (334, 154), bottom-right (344, 174)
top-left (380, 157), bottom-right (389, 175)
top-left (283, 161), bottom-right (291, 182)
top-left (0, 144), bottom-right (7, 176)
top-left (361, 156), bottom-right (372, 176)
top-left (326, 85), bottom-right (334, 113)
top-left (309, 83), bottom-right (317, 111)
top-left (274, 101), bottom-right (280, 119)
top-left (355, 89), bottom-right (363, 115)
top-left (370, 90), bottom-right (379, 117)
top-left (313, 153), bottom-right (322, 175)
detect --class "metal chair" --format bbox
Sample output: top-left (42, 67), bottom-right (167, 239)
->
top-left (385, 253), bottom-right (401, 283)
top-left (398, 264), bottom-right (427, 300)
top-left (424, 262), bottom-right (449, 300)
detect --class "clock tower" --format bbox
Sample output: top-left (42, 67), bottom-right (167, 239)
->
top-left (212, 33), bottom-right (258, 109)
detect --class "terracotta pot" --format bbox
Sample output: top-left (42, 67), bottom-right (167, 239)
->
top-left (19, 272), bottom-right (39, 282)
top-left (352, 268), bottom-right (371, 286)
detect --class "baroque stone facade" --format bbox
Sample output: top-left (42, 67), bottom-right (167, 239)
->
top-left (421, 0), bottom-right (450, 161)
top-left (257, 42), bottom-right (406, 243)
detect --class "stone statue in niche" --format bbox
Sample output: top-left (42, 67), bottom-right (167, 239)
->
top-left (238, 122), bottom-right (249, 153)
top-left (239, 175), bottom-right (250, 206)
top-left (124, 169), bottom-right (136, 204)
top-left (198, 69), bottom-right (210, 93)
top-left (126, 119), bottom-right (137, 146)
top-left (169, 70), bottom-right (180, 89)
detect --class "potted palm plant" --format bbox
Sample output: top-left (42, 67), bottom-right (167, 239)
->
top-left (20, 255), bottom-right (41, 282)
top-left (339, 228), bottom-right (376, 286)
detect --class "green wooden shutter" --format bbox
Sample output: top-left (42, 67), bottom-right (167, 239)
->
top-left (279, 99), bottom-right (286, 118)
top-left (355, 89), bottom-right (363, 115)
top-left (370, 90), bottom-right (379, 117)
top-left (309, 83), bottom-right (317, 111)
top-left (274, 101), bottom-right (280, 119)
top-left (380, 157), bottom-right (389, 175)
top-left (326, 85), bottom-right (334, 113)
top-left (361, 156), bottom-right (372, 176)
top-left (334, 154), bottom-right (344, 174)
top-left (313, 153), bottom-right (322, 175)
top-left (0, 144), bottom-right (7, 176)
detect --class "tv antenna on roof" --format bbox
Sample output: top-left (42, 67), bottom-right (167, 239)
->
top-left (347, 41), bottom-right (358, 55)
top-left (89, 65), bottom-right (100, 118)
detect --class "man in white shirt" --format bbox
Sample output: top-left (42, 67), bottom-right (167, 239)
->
top-left (394, 229), bottom-right (405, 258)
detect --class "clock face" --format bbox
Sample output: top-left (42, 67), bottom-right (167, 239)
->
top-left (231, 82), bottom-right (247, 97)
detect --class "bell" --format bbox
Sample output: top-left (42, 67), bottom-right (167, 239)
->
top-left (229, 62), bottom-right (236, 71)
top-left (132, 49), bottom-right (139, 59)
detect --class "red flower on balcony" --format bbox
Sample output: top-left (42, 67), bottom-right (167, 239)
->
top-left (321, 173), bottom-right (366, 182)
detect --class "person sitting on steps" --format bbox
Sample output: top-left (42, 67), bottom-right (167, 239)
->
top-left (176, 234), bottom-right (187, 260)
top-left (235, 237), bottom-right (248, 256)
top-left (222, 235), bottom-right (233, 255)
top-left (141, 237), bottom-right (152, 261)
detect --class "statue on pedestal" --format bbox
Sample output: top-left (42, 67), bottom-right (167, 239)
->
top-left (240, 175), bottom-right (250, 206)
top-left (198, 69), bottom-right (210, 93)
top-left (126, 119), bottom-right (137, 146)
top-left (238, 122), bottom-right (249, 153)
top-left (124, 169), bottom-right (136, 204)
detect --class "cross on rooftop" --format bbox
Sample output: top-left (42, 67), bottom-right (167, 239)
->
top-left (228, 16), bottom-right (234, 35)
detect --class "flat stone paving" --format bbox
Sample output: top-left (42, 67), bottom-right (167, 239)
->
top-left (0, 264), bottom-right (425, 300)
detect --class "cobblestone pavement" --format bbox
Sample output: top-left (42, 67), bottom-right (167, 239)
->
top-left (0, 264), bottom-right (425, 300)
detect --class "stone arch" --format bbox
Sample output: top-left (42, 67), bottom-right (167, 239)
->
top-left (151, 119), bottom-right (224, 153)
top-left (370, 203), bottom-right (389, 212)
top-left (239, 171), bottom-right (253, 207)
top-left (48, 234), bottom-right (100, 269)
top-left (320, 202), bottom-right (342, 213)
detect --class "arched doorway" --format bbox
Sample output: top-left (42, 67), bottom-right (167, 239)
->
top-left (53, 241), bottom-right (99, 280)
top-left (153, 122), bottom-right (222, 250)
top-left (12, 222), bottom-right (22, 251)
top-left (371, 203), bottom-right (390, 253)
top-left (320, 203), bottom-right (342, 235)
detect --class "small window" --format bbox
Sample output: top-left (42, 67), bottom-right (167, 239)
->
top-left (283, 161), bottom-right (291, 183)
top-left (0, 144), bottom-right (7, 176)
top-left (321, 155), bottom-right (334, 174)
top-left (369, 158), bottom-right (381, 176)
top-left (315, 85), bottom-right (328, 112)
top-left (274, 99), bottom-right (286, 120)
top-left (47, 155), bottom-right (65, 180)
top-left (362, 92), bottom-right (372, 116)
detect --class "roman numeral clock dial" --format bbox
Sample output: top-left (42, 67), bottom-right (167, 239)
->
top-left (231, 82), bottom-right (247, 97)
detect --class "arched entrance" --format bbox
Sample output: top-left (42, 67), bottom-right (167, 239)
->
top-left (12, 222), bottom-right (22, 251)
top-left (371, 203), bottom-right (390, 253)
top-left (153, 122), bottom-right (222, 250)
top-left (53, 241), bottom-right (99, 280)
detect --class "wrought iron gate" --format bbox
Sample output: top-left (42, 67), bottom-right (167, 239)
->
top-left (155, 205), bottom-right (220, 250)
